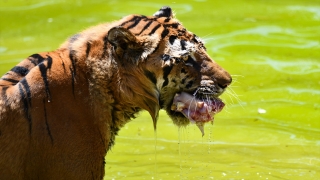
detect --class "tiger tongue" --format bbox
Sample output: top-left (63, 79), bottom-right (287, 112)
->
top-left (171, 92), bottom-right (225, 136)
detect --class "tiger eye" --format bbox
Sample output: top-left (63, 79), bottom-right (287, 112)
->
top-left (182, 55), bottom-right (188, 61)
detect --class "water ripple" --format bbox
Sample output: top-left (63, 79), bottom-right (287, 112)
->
top-left (0, 1), bottom-right (57, 11)
top-left (0, 47), bottom-right (7, 53)
top-left (288, 6), bottom-right (320, 20)
top-left (255, 87), bottom-right (320, 95)
top-left (204, 25), bottom-right (320, 51)
top-left (244, 56), bottom-right (320, 74)
top-left (206, 25), bottom-right (320, 40)
top-left (234, 99), bottom-right (307, 106)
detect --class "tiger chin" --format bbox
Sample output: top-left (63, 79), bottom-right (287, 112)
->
top-left (0, 6), bottom-right (231, 179)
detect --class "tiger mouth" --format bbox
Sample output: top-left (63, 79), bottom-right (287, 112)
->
top-left (170, 92), bottom-right (225, 136)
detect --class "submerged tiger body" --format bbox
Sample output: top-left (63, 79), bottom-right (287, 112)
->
top-left (0, 7), bottom-right (231, 179)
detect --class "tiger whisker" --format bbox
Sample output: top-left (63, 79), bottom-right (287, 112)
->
top-left (225, 87), bottom-right (243, 109)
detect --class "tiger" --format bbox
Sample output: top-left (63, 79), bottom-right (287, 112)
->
top-left (0, 6), bottom-right (232, 179)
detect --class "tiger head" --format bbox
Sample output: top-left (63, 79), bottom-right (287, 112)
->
top-left (103, 6), bottom-right (232, 133)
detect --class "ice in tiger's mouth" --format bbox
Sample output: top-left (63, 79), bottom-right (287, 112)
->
top-left (171, 92), bottom-right (225, 136)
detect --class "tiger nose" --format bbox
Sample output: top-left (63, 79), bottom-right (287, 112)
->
top-left (216, 72), bottom-right (232, 89)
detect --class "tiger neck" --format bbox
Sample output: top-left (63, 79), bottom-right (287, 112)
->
top-left (84, 50), bottom-right (144, 149)
top-left (86, 53), bottom-right (160, 147)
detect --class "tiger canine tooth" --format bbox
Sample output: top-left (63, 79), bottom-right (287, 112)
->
top-left (176, 102), bottom-right (185, 111)
top-left (171, 101), bottom-right (185, 111)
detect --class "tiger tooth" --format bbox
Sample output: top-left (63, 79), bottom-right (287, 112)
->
top-left (171, 104), bottom-right (177, 111)
top-left (176, 102), bottom-right (185, 111)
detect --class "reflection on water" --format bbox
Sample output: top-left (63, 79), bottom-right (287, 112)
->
top-left (0, 0), bottom-right (319, 179)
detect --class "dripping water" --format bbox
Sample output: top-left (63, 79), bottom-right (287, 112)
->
top-left (207, 124), bottom-right (213, 178)
top-left (185, 126), bottom-right (192, 179)
top-left (178, 127), bottom-right (182, 178)
top-left (154, 129), bottom-right (157, 180)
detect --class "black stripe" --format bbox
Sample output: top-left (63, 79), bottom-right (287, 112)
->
top-left (162, 66), bottom-right (173, 88)
top-left (180, 40), bottom-right (187, 50)
top-left (186, 56), bottom-right (201, 70)
top-left (19, 83), bottom-right (32, 134)
top-left (148, 24), bottom-right (161, 35)
top-left (20, 78), bottom-right (32, 107)
top-left (138, 20), bottom-right (153, 35)
top-left (127, 16), bottom-right (143, 30)
top-left (178, 28), bottom-right (187, 34)
top-left (69, 50), bottom-right (77, 76)
top-left (152, 45), bottom-right (160, 55)
top-left (186, 80), bottom-right (194, 89)
top-left (46, 55), bottom-right (53, 69)
top-left (59, 53), bottom-right (66, 72)
top-left (69, 34), bottom-right (79, 90)
top-left (181, 78), bottom-right (186, 84)
top-left (29, 54), bottom-right (45, 65)
top-left (86, 42), bottom-right (91, 58)
top-left (169, 35), bottom-right (177, 45)
top-left (143, 70), bottom-right (157, 85)
top-left (164, 18), bottom-right (171, 22)
top-left (161, 54), bottom-right (170, 61)
top-left (69, 49), bottom-right (77, 96)
top-left (102, 35), bottom-right (109, 58)
top-left (192, 34), bottom-right (199, 43)
top-left (10, 66), bottom-right (29, 76)
top-left (70, 67), bottom-right (75, 97)
top-left (161, 28), bottom-right (169, 39)
top-left (0, 78), bottom-right (19, 84)
top-left (163, 23), bottom-right (179, 29)
top-left (120, 15), bottom-right (146, 27)
top-left (39, 63), bottom-right (51, 101)
top-left (43, 99), bottom-right (53, 144)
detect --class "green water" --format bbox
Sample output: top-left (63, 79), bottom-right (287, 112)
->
top-left (0, 0), bottom-right (319, 179)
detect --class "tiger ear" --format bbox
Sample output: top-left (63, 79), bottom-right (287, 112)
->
top-left (107, 26), bottom-right (140, 50)
top-left (107, 26), bottom-right (144, 63)
top-left (153, 6), bottom-right (173, 18)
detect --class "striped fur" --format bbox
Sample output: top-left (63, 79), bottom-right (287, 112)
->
top-left (0, 6), bottom-right (231, 179)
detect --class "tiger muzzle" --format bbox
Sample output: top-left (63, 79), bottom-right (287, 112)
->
top-left (196, 79), bottom-right (228, 98)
